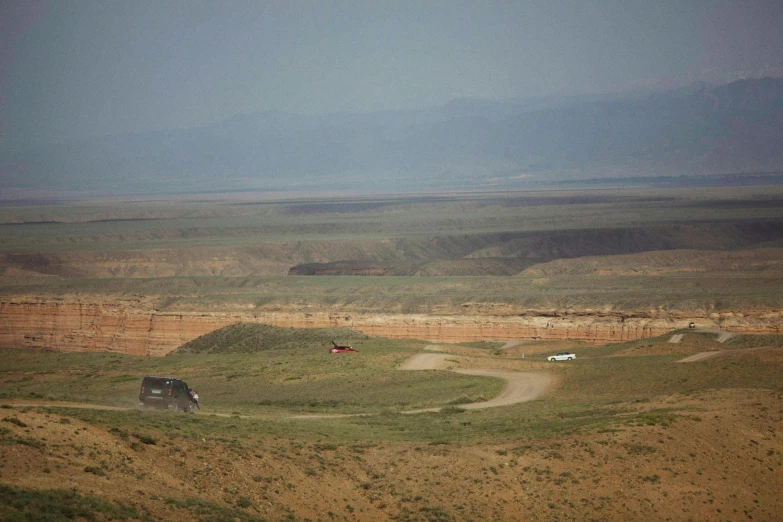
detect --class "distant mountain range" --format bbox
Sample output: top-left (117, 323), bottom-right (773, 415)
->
top-left (3, 78), bottom-right (783, 195)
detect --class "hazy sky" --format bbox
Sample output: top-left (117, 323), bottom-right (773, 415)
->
top-left (1, 0), bottom-right (782, 154)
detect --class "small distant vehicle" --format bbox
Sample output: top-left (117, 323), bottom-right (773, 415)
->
top-left (329, 341), bottom-right (358, 354)
top-left (139, 376), bottom-right (196, 412)
top-left (547, 352), bottom-right (576, 361)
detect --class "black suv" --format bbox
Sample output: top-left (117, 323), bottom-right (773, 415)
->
top-left (139, 376), bottom-right (195, 412)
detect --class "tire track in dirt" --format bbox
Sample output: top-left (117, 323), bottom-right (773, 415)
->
top-left (677, 351), bottom-right (721, 363)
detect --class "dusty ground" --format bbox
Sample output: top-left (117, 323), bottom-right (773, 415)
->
top-left (2, 386), bottom-right (782, 521)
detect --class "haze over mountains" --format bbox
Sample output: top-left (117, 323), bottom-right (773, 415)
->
top-left (3, 77), bottom-right (782, 196)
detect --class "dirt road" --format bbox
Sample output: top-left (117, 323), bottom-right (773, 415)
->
top-left (397, 352), bottom-right (455, 369)
top-left (398, 352), bottom-right (552, 412)
top-left (676, 351), bottom-right (721, 363)
top-left (453, 369), bottom-right (552, 410)
top-left (3, 350), bottom-right (553, 418)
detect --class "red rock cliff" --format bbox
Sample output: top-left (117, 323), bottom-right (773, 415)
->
top-left (1, 298), bottom-right (779, 356)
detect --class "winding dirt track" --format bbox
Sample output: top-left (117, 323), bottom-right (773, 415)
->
top-left (453, 369), bottom-right (551, 410)
top-left (398, 353), bottom-right (552, 413)
top-left (4, 349), bottom-right (554, 418)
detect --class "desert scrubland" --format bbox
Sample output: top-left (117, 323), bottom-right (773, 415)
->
top-left (1, 187), bottom-right (782, 353)
top-left (1, 186), bottom-right (783, 520)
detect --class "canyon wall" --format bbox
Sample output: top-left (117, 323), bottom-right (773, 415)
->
top-left (1, 298), bottom-right (779, 356)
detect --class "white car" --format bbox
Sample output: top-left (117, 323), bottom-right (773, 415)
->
top-left (547, 352), bottom-right (576, 361)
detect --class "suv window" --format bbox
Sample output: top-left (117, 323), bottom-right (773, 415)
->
top-left (141, 377), bottom-right (170, 392)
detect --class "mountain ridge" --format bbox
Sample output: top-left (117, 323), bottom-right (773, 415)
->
top-left (3, 78), bottom-right (782, 195)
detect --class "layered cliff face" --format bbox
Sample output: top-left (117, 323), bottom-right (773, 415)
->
top-left (1, 298), bottom-right (778, 356)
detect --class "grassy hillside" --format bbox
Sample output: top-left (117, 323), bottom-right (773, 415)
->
top-left (2, 188), bottom-right (782, 519)
top-left (172, 324), bottom-right (368, 354)
top-left (2, 330), bottom-right (782, 428)
top-left (1, 331), bottom-right (782, 520)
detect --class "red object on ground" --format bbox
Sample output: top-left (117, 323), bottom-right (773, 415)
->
top-left (329, 341), bottom-right (358, 353)
top-left (329, 346), bottom-right (357, 353)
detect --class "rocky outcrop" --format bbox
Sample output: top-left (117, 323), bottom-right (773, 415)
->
top-left (0, 298), bottom-right (779, 356)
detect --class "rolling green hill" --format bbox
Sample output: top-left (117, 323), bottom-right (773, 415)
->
top-left (171, 323), bottom-right (367, 354)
